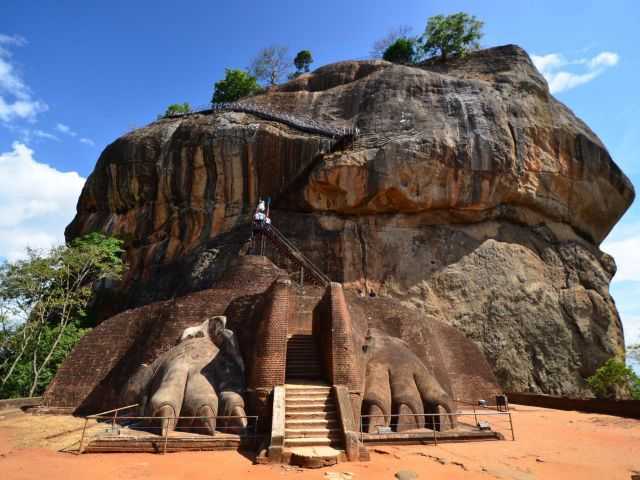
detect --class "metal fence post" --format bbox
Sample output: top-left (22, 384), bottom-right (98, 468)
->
top-left (78, 417), bottom-right (89, 454)
top-left (112, 409), bottom-right (118, 433)
top-left (508, 412), bottom-right (515, 441)
top-left (433, 417), bottom-right (437, 446)
top-left (163, 420), bottom-right (169, 454)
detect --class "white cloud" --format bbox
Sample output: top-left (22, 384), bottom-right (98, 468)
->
top-left (531, 51), bottom-right (620, 94)
top-left (56, 122), bottom-right (77, 137)
top-left (0, 33), bottom-right (47, 123)
top-left (32, 129), bottom-right (59, 141)
top-left (0, 142), bottom-right (85, 261)
top-left (79, 137), bottom-right (95, 146)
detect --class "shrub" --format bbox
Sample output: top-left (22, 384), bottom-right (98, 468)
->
top-left (212, 69), bottom-right (261, 103)
top-left (587, 357), bottom-right (640, 400)
top-left (161, 102), bottom-right (191, 118)
top-left (383, 38), bottom-right (416, 64)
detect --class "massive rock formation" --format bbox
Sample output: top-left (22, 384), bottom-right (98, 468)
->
top-left (63, 45), bottom-right (634, 397)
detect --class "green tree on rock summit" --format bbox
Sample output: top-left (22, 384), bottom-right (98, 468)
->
top-left (212, 69), bottom-right (261, 103)
top-left (383, 38), bottom-right (416, 64)
top-left (293, 50), bottom-right (313, 74)
top-left (420, 12), bottom-right (484, 61)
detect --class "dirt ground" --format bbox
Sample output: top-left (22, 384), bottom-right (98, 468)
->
top-left (1, 404), bottom-right (639, 480)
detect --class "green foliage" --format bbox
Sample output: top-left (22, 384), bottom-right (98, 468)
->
top-left (293, 50), bottom-right (313, 74)
top-left (161, 102), bottom-right (191, 118)
top-left (249, 45), bottom-right (290, 86)
top-left (419, 12), bottom-right (484, 61)
top-left (0, 233), bottom-right (125, 398)
top-left (586, 357), bottom-right (640, 400)
top-left (370, 25), bottom-right (413, 59)
top-left (212, 69), bottom-right (261, 103)
top-left (383, 38), bottom-right (416, 64)
top-left (0, 321), bottom-right (89, 398)
top-left (628, 344), bottom-right (640, 365)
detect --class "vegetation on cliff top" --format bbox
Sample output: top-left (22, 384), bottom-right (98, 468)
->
top-left (171, 12), bottom-right (484, 112)
top-left (212, 68), bottom-right (262, 103)
top-left (378, 12), bottom-right (484, 65)
top-left (587, 357), bottom-right (640, 400)
top-left (159, 102), bottom-right (192, 118)
top-left (0, 233), bottom-right (125, 398)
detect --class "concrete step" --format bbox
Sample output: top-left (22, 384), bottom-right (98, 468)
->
top-left (286, 403), bottom-right (336, 412)
top-left (285, 437), bottom-right (343, 447)
top-left (286, 392), bottom-right (331, 399)
top-left (286, 397), bottom-right (332, 405)
top-left (286, 411), bottom-right (338, 420)
top-left (285, 384), bottom-right (330, 390)
top-left (285, 428), bottom-right (342, 439)
top-left (285, 419), bottom-right (339, 429)
top-left (286, 365), bottom-right (322, 370)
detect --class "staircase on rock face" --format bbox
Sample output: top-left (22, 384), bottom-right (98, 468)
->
top-left (286, 334), bottom-right (323, 380)
top-left (253, 224), bottom-right (331, 287)
top-left (284, 383), bottom-right (343, 449)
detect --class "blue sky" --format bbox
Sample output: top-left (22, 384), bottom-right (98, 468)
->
top-left (1, 1), bottom-right (638, 351)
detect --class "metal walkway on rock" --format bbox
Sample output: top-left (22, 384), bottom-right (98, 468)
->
top-left (166, 102), bottom-right (359, 140)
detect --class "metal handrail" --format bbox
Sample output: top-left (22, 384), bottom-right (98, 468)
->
top-left (165, 101), bottom-right (359, 140)
top-left (86, 403), bottom-right (140, 419)
top-left (78, 412), bottom-right (260, 455)
top-left (359, 411), bottom-right (515, 442)
top-left (258, 223), bottom-right (331, 286)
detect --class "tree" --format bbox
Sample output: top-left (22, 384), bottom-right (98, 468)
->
top-left (629, 343), bottom-right (640, 365)
top-left (383, 38), bottom-right (416, 64)
top-left (161, 103), bottom-right (191, 118)
top-left (587, 357), bottom-right (640, 400)
top-left (293, 50), bottom-right (313, 74)
top-left (212, 69), bottom-right (261, 103)
top-left (370, 25), bottom-right (413, 59)
top-left (249, 45), bottom-right (290, 86)
top-left (0, 233), bottom-right (125, 398)
top-left (419, 12), bottom-right (484, 61)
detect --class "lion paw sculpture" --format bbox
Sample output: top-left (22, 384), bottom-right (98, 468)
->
top-left (361, 329), bottom-right (457, 432)
top-left (127, 316), bottom-right (246, 435)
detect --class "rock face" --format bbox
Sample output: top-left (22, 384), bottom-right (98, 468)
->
top-left (66, 45), bottom-right (634, 396)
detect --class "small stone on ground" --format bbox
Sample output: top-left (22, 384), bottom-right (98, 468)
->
top-left (395, 470), bottom-right (417, 480)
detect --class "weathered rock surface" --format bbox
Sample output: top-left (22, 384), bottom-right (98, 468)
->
top-left (65, 45), bottom-right (634, 396)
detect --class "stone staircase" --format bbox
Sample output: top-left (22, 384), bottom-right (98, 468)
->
top-left (284, 383), bottom-right (343, 449)
top-left (286, 334), bottom-right (322, 380)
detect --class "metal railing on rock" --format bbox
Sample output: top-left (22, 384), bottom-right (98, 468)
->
top-left (78, 403), bottom-right (260, 454)
top-left (253, 222), bottom-right (331, 287)
top-left (360, 410), bottom-right (515, 444)
top-left (165, 101), bottom-right (359, 140)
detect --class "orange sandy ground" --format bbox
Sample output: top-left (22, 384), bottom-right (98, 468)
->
top-left (1, 404), bottom-right (639, 480)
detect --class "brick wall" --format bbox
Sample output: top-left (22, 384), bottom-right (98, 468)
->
top-left (44, 256), bottom-right (282, 414)
top-left (247, 277), bottom-right (291, 418)
top-left (328, 283), bottom-right (362, 392)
